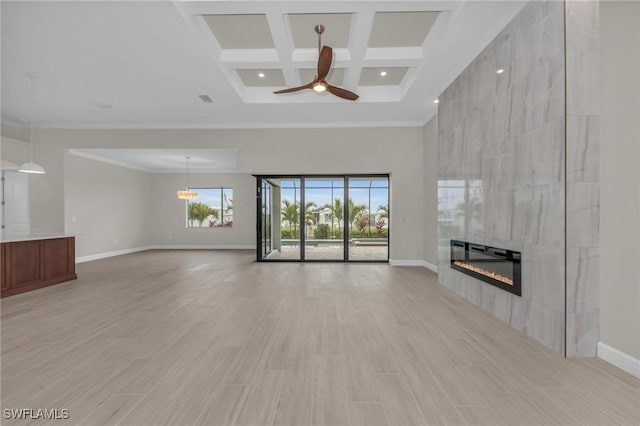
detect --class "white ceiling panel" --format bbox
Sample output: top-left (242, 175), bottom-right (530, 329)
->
top-left (360, 67), bottom-right (409, 86)
top-left (289, 13), bottom-right (351, 49)
top-left (203, 14), bottom-right (274, 49)
top-left (237, 69), bottom-right (285, 87)
top-left (369, 12), bottom-right (440, 47)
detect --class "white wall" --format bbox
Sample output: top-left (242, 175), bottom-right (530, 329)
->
top-left (2, 127), bottom-right (425, 262)
top-left (599, 1), bottom-right (640, 360)
top-left (422, 116), bottom-right (438, 268)
top-left (2, 171), bottom-right (30, 234)
top-left (65, 153), bottom-right (153, 258)
top-left (1, 136), bottom-right (30, 234)
top-left (0, 133), bottom-right (64, 234)
top-left (130, 127), bottom-right (424, 260)
top-left (29, 131), bottom-right (65, 233)
top-left (149, 173), bottom-right (255, 248)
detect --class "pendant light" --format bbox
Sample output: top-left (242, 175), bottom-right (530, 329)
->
top-left (177, 156), bottom-right (197, 200)
top-left (18, 74), bottom-right (46, 175)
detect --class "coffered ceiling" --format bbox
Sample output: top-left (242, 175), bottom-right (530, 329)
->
top-left (1, 1), bottom-right (527, 129)
top-left (197, 8), bottom-right (440, 98)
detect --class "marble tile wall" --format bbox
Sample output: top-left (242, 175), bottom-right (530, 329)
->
top-left (437, 0), bottom-right (600, 357)
top-left (437, 1), bottom-right (567, 354)
top-left (565, 0), bottom-right (600, 357)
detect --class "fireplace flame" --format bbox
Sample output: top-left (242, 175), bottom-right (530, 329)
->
top-left (453, 261), bottom-right (514, 286)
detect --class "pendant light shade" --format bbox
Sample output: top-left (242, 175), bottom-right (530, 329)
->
top-left (18, 74), bottom-right (46, 175)
top-left (177, 156), bottom-right (197, 200)
top-left (177, 189), bottom-right (198, 200)
top-left (18, 162), bottom-right (46, 174)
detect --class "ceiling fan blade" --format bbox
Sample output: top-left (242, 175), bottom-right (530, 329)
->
top-left (273, 83), bottom-right (313, 94)
top-left (326, 85), bottom-right (359, 101)
top-left (317, 46), bottom-right (333, 81)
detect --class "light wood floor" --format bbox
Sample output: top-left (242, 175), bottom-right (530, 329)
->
top-left (1, 250), bottom-right (638, 426)
top-left (267, 245), bottom-right (388, 261)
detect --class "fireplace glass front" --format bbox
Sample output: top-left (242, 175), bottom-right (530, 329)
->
top-left (450, 240), bottom-right (521, 296)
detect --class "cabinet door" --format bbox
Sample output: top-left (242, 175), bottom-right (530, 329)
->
top-left (1, 244), bottom-right (8, 289)
top-left (8, 240), bottom-right (43, 288)
top-left (43, 238), bottom-right (72, 280)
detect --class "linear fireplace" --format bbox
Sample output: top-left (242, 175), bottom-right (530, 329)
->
top-left (450, 240), bottom-right (521, 296)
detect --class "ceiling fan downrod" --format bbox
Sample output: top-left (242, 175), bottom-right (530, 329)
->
top-left (314, 24), bottom-right (325, 53)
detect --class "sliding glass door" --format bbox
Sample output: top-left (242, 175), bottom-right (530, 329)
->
top-left (304, 177), bottom-right (345, 261)
top-left (256, 175), bottom-right (389, 262)
top-left (260, 180), bottom-right (272, 258)
top-left (347, 177), bottom-right (389, 261)
top-left (258, 178), bottom-right (301, 260)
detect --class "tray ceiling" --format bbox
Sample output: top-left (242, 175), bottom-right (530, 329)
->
top-left (69, 149), bottom-right (238, 173)
top-left (1, 1), bottom-right (527, 129)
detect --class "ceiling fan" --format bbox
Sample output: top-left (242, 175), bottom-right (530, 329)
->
top-left (273, 25), bottom-right (359, 101)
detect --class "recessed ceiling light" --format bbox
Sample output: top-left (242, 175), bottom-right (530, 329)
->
top-left (380, 71), bottom-right (387, 77)
top-left (496, 69), bottom-right (505, 74)
top-left (433, 99), bottom-right (439, 104)
top-left (258, 72), bottom-right (265, 78)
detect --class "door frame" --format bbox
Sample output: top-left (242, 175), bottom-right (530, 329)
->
top-left (254, 174), bottom-right (390, 263)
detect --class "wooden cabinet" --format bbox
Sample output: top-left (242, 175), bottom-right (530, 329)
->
top-left (0, 244), bottom-right (7, 290)
top-left (1, 237), bottom-right (77, 298)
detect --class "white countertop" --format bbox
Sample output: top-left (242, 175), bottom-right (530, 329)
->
top-left (0, 233), bottom-right (74, 243)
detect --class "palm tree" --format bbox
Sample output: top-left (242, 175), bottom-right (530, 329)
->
top-left (224, 193), bottom-right (233, 213)
top-left (325, 198), bottom-right (344, 236)
top-left (303, 202), bottom-right (317, 235)
top-left (348, 199), bottom-right (368, 227)
top-left (188, 202), bottom-right (218, 227)
top-left (378, 205), bottom-right (389, 219)
top-left (281, 199), bottom-right (299, 236)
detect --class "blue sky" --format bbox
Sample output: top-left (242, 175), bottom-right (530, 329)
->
top-left (280, 178), bottom-right (388, 212)
top-left (189, 187), bottom-right (233, 210)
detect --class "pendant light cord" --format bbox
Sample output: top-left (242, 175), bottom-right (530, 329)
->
top-left (185, 156), bottom-right (190, 190)
top-left (28, 74), bottom-right (35, 163)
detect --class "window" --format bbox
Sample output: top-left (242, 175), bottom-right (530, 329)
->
top-left (186, 187), bottom-right (233, 228)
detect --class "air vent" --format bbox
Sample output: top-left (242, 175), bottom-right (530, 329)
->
top-left (198, 95), bottom-right (213, 103)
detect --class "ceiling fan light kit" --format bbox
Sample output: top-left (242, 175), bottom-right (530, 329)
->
top-left (273, 24), bottom-right (359, 101)
top-left (312, 82), bottom-right (327, 93)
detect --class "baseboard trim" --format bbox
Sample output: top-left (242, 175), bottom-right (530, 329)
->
top-left (148, 244), bottom-right (255, 250)
top-left (597, 342), bottom-right (640, 378)
top-left (76, 244), bottom-right (256, 263)
top-left (389, 259), bottom-right (425, 267)
top-left (76, 246), bottom-right (151, 263)
top-left (423, 261), bottom-right (438, 273)
top-left (388, 260), bottom-right (439, 272)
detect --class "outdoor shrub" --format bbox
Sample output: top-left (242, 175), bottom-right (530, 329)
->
top-left (315, 224), bottom-right (330, 239)
top-left (281, 229), bottom-right (300, 239)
